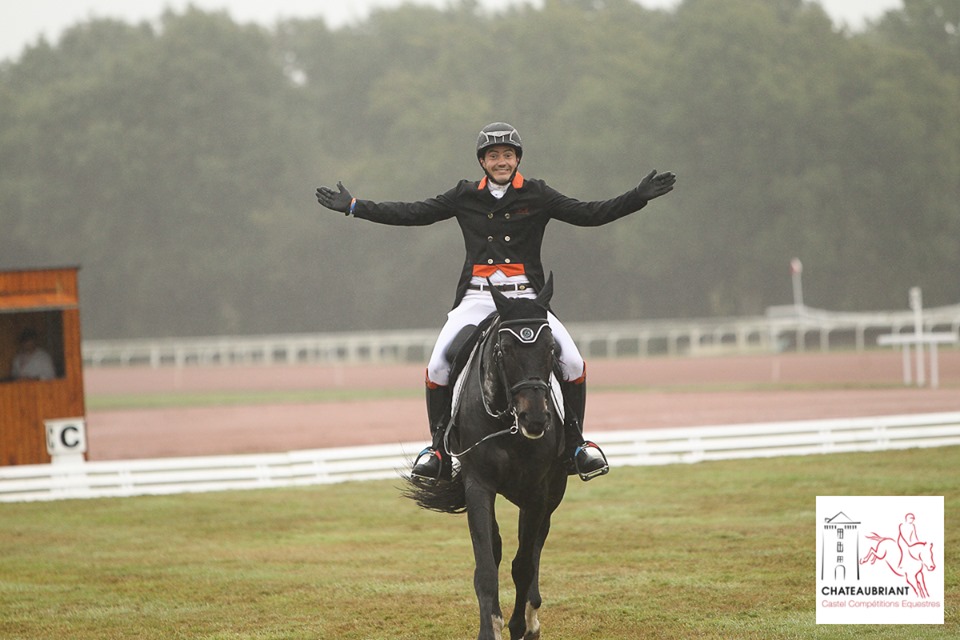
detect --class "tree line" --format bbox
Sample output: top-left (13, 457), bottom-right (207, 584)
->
top-left (1, 0), bottom-right (958, 339)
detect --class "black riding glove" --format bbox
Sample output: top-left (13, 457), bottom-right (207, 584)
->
top-left (315, 181), bottom-right (354, 214)
top-left (634, 169), bottom-right (676, 201)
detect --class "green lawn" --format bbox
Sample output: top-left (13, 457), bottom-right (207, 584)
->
top-left (83, 380), bottom-right (908, 412)
top-left (1, 447), bottom-right (956, 639)
top-left (85, 388), bottom-right (417, 411)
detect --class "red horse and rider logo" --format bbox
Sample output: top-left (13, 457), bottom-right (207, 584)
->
top-left (860, 513), bottom-right (936, 598)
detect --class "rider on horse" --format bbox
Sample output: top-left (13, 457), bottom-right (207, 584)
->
top-left (316, 122), bottom-right (676, 483)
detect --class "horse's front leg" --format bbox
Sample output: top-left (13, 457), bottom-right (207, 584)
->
top-left (509, 471), bottom-right (565, 640)
top-left (507, 505), bottom-right (550, 640)
top-left (465, 479), bottom-right (504, 640)
top-left (914, 570), bottom-right (930, 599)
top-left (904, 572), bottom-right (924, 599)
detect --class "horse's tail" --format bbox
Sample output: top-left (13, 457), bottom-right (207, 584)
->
top-left (865, 532), bottom-right (885, 542)
top-left (402, 472), bottom-right (466, 514)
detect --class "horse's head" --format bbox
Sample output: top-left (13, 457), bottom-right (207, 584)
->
top-left (489, 275), bottom-right (556, 440)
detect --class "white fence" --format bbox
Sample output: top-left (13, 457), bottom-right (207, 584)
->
top-left (81, 304), bottom-right (960, 367)
top-left (0, 442), bottom-right (418, 503)
top-left (3, 412), bottom-right (960, 503)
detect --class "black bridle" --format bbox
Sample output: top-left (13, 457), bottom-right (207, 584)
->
top-left (494, 318), bottom-right (553, 401)
top-left (446, 316), bottom-right (556, 458)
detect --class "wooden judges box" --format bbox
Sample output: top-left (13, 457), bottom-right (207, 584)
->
top-left (0, 267), bottom-right (86, 465)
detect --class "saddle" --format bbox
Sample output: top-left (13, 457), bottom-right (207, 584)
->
top-left (443, 312), bottom-right (498, 383)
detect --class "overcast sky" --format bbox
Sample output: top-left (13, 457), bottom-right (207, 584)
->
top-left (2, 0), bottom-right (903, 63)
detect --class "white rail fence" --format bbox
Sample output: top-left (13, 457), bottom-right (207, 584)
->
top-left (3, 412), bottom-right (959, 503)
top-left (81, 305), bottom-right (960, 367)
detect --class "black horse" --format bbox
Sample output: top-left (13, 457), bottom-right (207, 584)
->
top-left (406, 276), bottom-right (568, 640)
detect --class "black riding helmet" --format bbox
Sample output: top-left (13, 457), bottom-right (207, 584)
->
top-left (476, 122), bottom-right (522, 161)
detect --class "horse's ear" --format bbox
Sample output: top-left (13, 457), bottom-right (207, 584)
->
top-left (535, 272), bottom-right (554, 307)
top-left (488, 278), bottom-right (511, 315)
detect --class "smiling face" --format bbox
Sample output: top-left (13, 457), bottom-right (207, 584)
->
top-left (479, 144), bottom-right (520, 185)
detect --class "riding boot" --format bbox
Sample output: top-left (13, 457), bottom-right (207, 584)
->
top-left (561, 378), bottom-right (609, 481)
top-left (411, 383), bottom-right (453, 483)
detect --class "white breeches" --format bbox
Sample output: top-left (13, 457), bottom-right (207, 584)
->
top-left (426, 288), bottom-right (585, 387)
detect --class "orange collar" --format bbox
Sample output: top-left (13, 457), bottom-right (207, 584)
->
top-left (478, 172), bottom-right (524, 191)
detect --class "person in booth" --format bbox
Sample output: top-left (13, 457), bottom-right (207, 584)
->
top-left (10, 328), bottom-right (56, 381)
top-left (316, 122), bottom-right (676, 483)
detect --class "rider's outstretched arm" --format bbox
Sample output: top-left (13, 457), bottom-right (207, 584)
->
top-left (315, 180), bottom-right (460, 226)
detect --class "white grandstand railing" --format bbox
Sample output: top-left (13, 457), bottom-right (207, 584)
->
top-left (81, 304), bottom-right (960, 367)
top-left (2, 412), bottom-right (959, 503)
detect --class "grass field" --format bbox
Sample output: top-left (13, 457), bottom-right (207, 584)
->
top-left (1, 447), bottom-right (956, 639)
top-left (84, 388), bottom-right (419, 411)
top-left (83, 381), bottom-right (908, 411)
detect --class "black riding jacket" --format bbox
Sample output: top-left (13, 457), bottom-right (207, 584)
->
top-left (351, 173), bottom-right (650, 308)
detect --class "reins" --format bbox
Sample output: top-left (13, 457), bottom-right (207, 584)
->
top-left (444, 329), bottom-right (516, 458)
top-left (445, 421), bottom-right (519, 459)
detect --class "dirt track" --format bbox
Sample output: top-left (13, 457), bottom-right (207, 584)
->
top-left (83, 351), bottom-right (960, 461)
